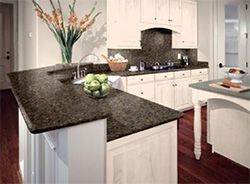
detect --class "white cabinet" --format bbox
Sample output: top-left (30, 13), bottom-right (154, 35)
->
top-left (174, 77), bottom-right (192, 110)
top-left (107, 0), bottom-right (141, 49)
top-left (172, 0), bottom-right (197, 48)
top-left (155, 80), bottom-right (175, 108)
top-left (127, 83), bottom-right (155, 101)
top-left (107, 121), bottom-right (178, 184)
top-left (140, 0), bottom-right (182, 31)
top-left (124, 69), bottom-right (208, 111)
top-left (191, 69), bottom-right (209, 84)
top-left (155, 71), bottom-right (192, 110)
top-left (169, 0), bottom-right (182, 27)
top-left (126, 74), bottom-right (155, 102)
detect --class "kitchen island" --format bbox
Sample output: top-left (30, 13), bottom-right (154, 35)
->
top-left (8, 65), bottom-right (183, 184)
top-left (190, 76), bottom-right (250, 168)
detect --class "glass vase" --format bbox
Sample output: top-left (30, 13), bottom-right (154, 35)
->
top-left (61, 45), bottom-right (73, 65)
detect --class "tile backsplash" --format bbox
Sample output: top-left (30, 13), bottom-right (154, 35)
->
top-left (108, 28), bottom-right (197, 67)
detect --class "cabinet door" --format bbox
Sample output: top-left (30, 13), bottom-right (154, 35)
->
top-left (156, 0), bottom-right (170, 24)
top-left (141, 0), bottom-right (156, 24)
top-left (191, 75), bottom-right (208, 84)
top-left (155, 80), bottom-right (175, 108)
top-left (107, 0), bottom-right (141, 48)
top-left (174, 78), bottom-right (192, 110)
top-left (169, 0), bottom-right (182, 26)
top-left (127, 83), bottom-right (155, 101)
top-left (107, 122), bottom-right (177, 184)
top-left (172, 0), bottom-right (197, 48)
top-left (182, 0), bottom-right (197, 46)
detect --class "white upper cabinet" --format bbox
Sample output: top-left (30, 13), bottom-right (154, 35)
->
top-left (172, 0), bottom-right (198, 48)
top-left (156, 0), bottom-right (170, 24)
top-left (107, 0), bottom-right (141, 49)
top-left (141, 0), bottom-right (156, 24)
top-left (169, 0), bottom-right (182, 27)
top-left (140, 0), bottom-right (182, 32)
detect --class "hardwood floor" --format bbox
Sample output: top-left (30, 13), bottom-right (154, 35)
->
top-left (0, 89), bottom-right (249, 183)
top-left (0, 90), bottom-right (19, 184)
top-left (178, 107), bottom-right (250, 184)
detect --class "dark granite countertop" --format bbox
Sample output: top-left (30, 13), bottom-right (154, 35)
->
top-left (8, 66), bottom-right (183, 142)
top-left (189, 75), bottom-right (250, 100)
top-left (106, 65), bottom-right (208, 77)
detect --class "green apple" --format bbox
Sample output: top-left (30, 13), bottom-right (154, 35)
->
top-left (92, 90), bottom-right (101, 97)
top-left (84, 82), bottom-right (91, 90)
top-left (98, 74), bottom-right (108, 83)
top-left (85, 74), bottom-right (96, 83)
top-left (89, 80), bottom-right (101, 91)
top-left (83, 87), bottom-right (92, 95)
top-left (100, 83), bottom-right (110, 95)
top-left (95, 74), bottom-right (101, 81)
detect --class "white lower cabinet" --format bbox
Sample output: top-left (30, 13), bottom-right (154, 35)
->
top-left (107, 121), bottom-right (178, 184)
top-left (174, 77), bottom-right (192, 110)
top-left (127, 83), bottom-right (155, 102)
top-left (126, 74), bottom-right (155, 102)
top-left (155, 80), bottom-right (175, 108)
top-left (124, 69), bottom-right (208, 111)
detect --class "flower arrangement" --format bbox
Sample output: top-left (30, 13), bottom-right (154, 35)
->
top-left (32, 0), bottom-right (101, 64)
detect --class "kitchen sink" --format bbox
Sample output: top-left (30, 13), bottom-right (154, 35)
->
top-left (72, 75), bottom-right (121, 88)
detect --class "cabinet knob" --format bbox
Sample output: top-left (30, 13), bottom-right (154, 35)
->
top-left (141, 92), bottom-right (144, 95)
top-left (164, 76), bottom-right (167, 78)
top-left (141, 78), bottom-right (143, 81)
top-left (199, 80), bottom-right (203, 82)
top-left (182, 73), bottom-right (185, 76)
top-left (200, 71), bottom-right (202, 74)
top-left (154, 17), bottom-right (157, 20)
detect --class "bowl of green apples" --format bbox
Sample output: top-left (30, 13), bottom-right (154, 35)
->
top-left (83, 74), bottom-right (111, 98)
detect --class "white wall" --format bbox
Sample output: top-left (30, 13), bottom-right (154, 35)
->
top-left (197, 0), bottom-right (214, 79)
top-left (18, 0), bottom-right (107, 70)
top-left (197, 0), bottom-right (213, 62)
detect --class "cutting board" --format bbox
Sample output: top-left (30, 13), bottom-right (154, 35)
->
top-left (209, 82), bottom-right (250, 92)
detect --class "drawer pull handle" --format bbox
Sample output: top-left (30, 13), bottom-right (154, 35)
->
top-left (182, 74), bottom-right (185, 76)
top-left (164, 76), bottom-right (167, 78)
top-left (199, 80), bottom-right (203, 82)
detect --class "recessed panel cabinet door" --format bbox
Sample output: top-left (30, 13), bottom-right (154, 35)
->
top-left (155, 81), bottom-right (175, 108)
top-left (107, 123), bottom-right (177, 184)
top-left (107, 0), bottom-right (141, 48)
top-left (172, 0), bottom-right (197, 48)
top-left (156, 0), bottom-right (170, 24)
top-left (181, 0), bottom-right (197, 46)
top-left (174, 78), bottom-right (192, 110)
top-left (141, 0), bottom-right (156, 24)
top-left (169, 0), bottom-right (182, 26)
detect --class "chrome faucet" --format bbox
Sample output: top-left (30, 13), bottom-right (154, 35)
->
top-left (77, 53), bottom-right (101, 79)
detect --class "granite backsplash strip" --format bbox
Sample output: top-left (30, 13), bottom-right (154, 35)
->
top-left (108, 28), bottom-right (198, 67)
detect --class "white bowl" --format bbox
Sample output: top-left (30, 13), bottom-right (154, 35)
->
top-left (227, 72), bottom-right (246, 83)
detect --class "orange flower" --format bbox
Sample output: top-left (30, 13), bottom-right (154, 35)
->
top-left (44, 13), bottom-right (53, 23)
top-left (80, 16), bottom-right (95, 31)
top-left (69, 13), bottom-right (78, 28)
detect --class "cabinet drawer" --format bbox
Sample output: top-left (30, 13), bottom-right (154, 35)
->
top-left (155, 72), bottom-right (174, 81)
top-left (191, 69), bottom-right (208, 76)
top-left (127, 74), bottom-right (154, 85)
top-left (127, 83), bottom-right (154, 100)
top-left (174, 70), bottom-right (191, 79)
top-left (191, 76), bottom-right (208, 83)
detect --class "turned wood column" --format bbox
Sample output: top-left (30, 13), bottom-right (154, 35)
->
top-left (193, 101), bottom-right (202, 160)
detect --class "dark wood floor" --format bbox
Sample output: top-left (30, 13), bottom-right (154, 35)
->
top-left (0, 89), bottom-right (249, 184)
top-left (0, 90), bottom-right (19, 184)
